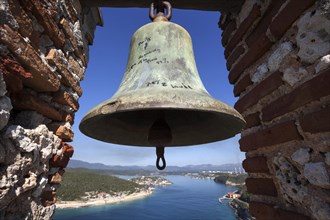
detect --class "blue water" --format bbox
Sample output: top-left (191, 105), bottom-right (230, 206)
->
top-left (54, 175), bottom-right (237, 220)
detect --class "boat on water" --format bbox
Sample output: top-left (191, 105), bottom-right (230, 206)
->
top-left (218, 198), bottom-right (223, 203)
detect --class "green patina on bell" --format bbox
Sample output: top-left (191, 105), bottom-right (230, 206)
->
top-left (79, 1), bottom-right (245, 170)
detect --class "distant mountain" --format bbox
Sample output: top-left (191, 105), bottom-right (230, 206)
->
top-left (68, 159), bottom-right (243, 172)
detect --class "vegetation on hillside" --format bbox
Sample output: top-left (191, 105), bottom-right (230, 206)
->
top-left (237, 185), bottom-right (250, 202)
top-left (130, 176), bottom-right (172, 186)
top-left (213, 173), bottom-right (247, 185)
top-left (56, 168), bottom-right (143, 201)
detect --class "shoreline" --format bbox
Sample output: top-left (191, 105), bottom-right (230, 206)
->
top-left (55, 190), bottom-right (153, 209)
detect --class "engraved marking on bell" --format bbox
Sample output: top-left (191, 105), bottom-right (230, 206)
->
top-left (127, 48), bottom-right (162, 72)
top-left (145, 80), bottom-right (193, 89)
top-left (156, 58), bottom-right (169, 64)
top-left (138, 37), bottom-right (151, 50)
top-left (138, 48), bottom-right (161, 59)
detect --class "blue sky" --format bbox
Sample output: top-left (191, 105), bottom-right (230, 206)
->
top-left (71, 7), bottom-right (245, 166)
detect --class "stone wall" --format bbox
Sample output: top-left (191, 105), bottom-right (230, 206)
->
top-left (1, 0), bottom-right (329, 219)
top-left (0, 0), bottom-right (101, 219)
top-left (220, 0), bottom-right (330, 219)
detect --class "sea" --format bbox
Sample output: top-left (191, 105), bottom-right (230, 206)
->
top-left (54, 175), bottom-right (238, 220)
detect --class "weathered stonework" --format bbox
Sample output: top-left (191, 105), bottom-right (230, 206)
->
top-left (1, 0), bottom-right (329, 219)
top-left (220, 0), bottom-right (330, 219)
top-left (0, 0), bottom-right (101, 219)
top-left (0, 71), bottom-right (12, 130)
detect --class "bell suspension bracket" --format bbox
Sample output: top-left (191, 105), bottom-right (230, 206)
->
top-left (149, 1), bottom-right (172, 21)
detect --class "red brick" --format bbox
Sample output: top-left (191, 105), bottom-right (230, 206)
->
top-left (270, 0), bottom-right (316, 40)
top-left (50, 155), bottom-right (70, 168)
top-left (233, 74), bottom-right (253, 97)
top-left (244, 112), bottom-right (261, 128)
top-left (62, 1), bottom-right (79, 23)
top-left (239, 120), bottom-right (302, 152)
top-left (1, 68), bottom-right (23, 93)
top-left (50, 142), bottom-right (74, 168)
top-left (50, 173), bottom-right (62, 184)
top-left (221, 20), bottom-right (236, 46)
top-left (68, 56), bottom-right (85, 80)
top-left (11, 91), bottom-right (64, 121)
top-left (246, 0), bottom-right (286, 47)
top-left (62, 142), bottom-right (74, 157)
top-left (8, 0), bottom-right (40, 48)
top-left (49, 169), bottom-right (65, 184)
top-left (262, 68), bottom-right (330, 121)
top-left (246, 178), bottom-right (277, 196)
top-left (22, 0), bottom-right (65, 49)
top-left (53, 90), bottom-right (80, 111)
top-left (55, 126), bottom-right (74, 142)
top-left (300, 106), bottom-right (330, 134)
top-left (277, 209), bottom-right (311, 220)
top-left (1, 59), bottom-right (32, 79)
top-left (55, 125), bottom-right (74, 142)
top-left (226, 45), bottom-right (245, 70)
top-left (228, 34), bottom-right (272, 84)
top-left (249, 202), bottom-right (276, 219)
top-left (235, 71), bottom-right (284, 112)
top-left (46, 49), bottom-right (83, 96)
top-left (60, 18), bottom-right (81, 58)
top-left (0, 59), bottom-right (32, 93)
top-left (243, 156), bottom-right (269, 173)
top-left (249, 202), bottom-right (311, 220)
top-left (0, 25), bottom-right (60, 92)
top-left (64, 113), bottom-right (75, 125)
top-left (225, 4), bottom-right (261, 59)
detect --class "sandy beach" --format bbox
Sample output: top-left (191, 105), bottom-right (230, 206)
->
top-left (55, 190), bottom-right (153, 209)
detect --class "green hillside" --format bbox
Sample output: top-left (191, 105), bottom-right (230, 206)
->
top-left (56, 168), bottom-right (143, 201)
top-left (213, 173), bottom-right (247, 185)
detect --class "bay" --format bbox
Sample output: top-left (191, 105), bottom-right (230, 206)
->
top-left (54, 175), bottom-right (237, 220)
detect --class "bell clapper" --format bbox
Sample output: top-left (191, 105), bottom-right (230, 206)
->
top-left (156, 146), bottom-right (166, 170)
top-left (148, 114), bottom-right (172, 170)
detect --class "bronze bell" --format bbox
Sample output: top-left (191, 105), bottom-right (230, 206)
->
top-left (79, 1), bottom-right (246, 170)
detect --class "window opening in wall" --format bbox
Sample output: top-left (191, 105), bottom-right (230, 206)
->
top-left (53, 6), bottom-right (248, 218)
top-left (73, 7), bottom-right (244, 168)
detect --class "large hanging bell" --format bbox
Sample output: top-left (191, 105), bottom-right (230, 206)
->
top-left (79, 2), bottom-right (245, 168)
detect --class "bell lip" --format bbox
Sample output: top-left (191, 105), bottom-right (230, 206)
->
top-left (79, 106), bottom-right (246, 147)
top-left (80, 104), bottom-right (246, 125)
top-left (80, 105), bottom-right (246, 125)
top-left (80, 94), bottom-right (246, 127)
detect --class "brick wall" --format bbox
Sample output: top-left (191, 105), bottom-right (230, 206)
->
top-left (0, 0), bottom-right (101, 219)
top-left (1, 0), bottom-right (329, 219)
top-left (220, 0), bottom-right (330, 219)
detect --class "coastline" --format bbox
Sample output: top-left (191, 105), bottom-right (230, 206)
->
top-left (55, 190), bottom-right (153, 209)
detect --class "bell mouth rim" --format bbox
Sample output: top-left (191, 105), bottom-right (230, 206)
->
top-left (79, 107), bottom-right (246, 147)
top-left (81, 106), bottom-right (246, 126)
top-left (82, 88), bottom-right (245, 121)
